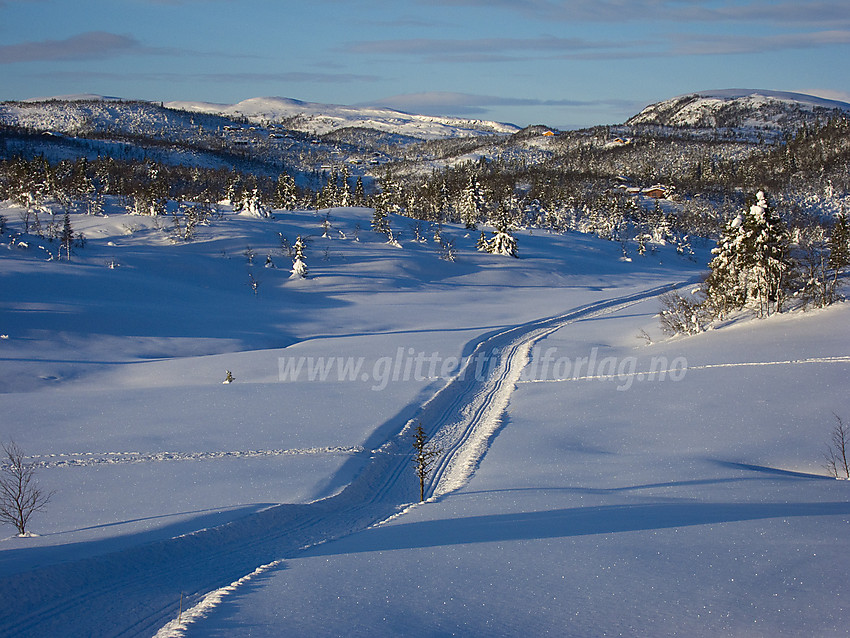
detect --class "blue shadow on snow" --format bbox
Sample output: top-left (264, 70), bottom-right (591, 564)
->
top-left (305, 500), bottom-right (850, 556)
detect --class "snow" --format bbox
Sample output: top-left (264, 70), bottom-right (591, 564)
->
top-left (628, 88), bottom-right (850, 131)
top-left (1, 200), bottom-right (849, 637)
top-left (179, 298), bottom-right (850, 638)
top-left (695, 88), bottom-right (850, 112)
top-left (164, 96), bottom-right (520, 140)
top-left (21, 94), bottom-right (124, 103)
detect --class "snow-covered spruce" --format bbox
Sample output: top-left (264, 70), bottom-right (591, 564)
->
top-left (290, 235), bottom-right (308, 279)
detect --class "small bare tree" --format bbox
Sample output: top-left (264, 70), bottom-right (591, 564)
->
top-left (824, 413), bottom-right (850, 479)
top-left (0, 440), bottom-right (54, 535)
top-left (411, 423), bottom-right (441, 503)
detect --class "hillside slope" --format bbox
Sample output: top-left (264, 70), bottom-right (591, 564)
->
top-left (627, 89), bottom-right (850, 131)
top-left (165, 96), bottom-right (520, 139)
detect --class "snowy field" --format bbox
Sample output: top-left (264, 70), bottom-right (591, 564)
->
top-left (195, 300), bottom-right (850, 638)
top-left (0, 202), bottom-right (848, 637)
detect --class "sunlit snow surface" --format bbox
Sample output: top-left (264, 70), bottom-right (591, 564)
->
top-left (1, 202), bottom-right (848, 637)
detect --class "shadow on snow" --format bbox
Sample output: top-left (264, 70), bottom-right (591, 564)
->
top-left (306, 500), bottom-right (850, 557)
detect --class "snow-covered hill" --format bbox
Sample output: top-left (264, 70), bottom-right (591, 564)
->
top-left (165, 96), bottom-right (520, 140)
top-left (0, 96), bottom-right (234, 138)
top-left (1, 95), bottom-right (519, 141)
top-left (627, 89), bottom-right (850, 131)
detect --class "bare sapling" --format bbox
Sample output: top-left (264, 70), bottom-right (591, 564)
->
top-left (0, 440), bottom-right (54, 536)
top-left (824, 413), bottom-right (850, 479)
top-left (412, 423), bottom-right (442, 503)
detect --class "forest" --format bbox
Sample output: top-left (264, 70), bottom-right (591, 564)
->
top-left (2, 102), bottom-right (850, 331)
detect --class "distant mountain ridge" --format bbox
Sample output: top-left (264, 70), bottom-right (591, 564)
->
top-left (7, 90), bottom-right (848, 140)
top-left (626, 89), bottom-right (850, 131)
top-left (164, 96), bottom-right (521, 140)
top-left (1, 94), bottom-right (520, 142)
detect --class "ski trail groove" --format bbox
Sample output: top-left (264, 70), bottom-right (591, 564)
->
top-left (0, 283), bottom-right (677, 638)
top-left (25, 446), bottom-right (367, 469)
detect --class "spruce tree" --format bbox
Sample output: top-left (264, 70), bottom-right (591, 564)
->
top-left (274, 172), bottom-right (298, 211)
top-left (353, 176), bottom-right (366, 207)
top-left (705, 191), bottom-right (791, 318)
top-left (705, 211), bottom-right (747, 316)
top-left (60, 212), bottom-right (74, 261)
top-left (376, 170), bottom-right (402, 216)
top-left (829, 210), bottom-right (850, 293)
top-left (317, 170), bottom-right (339, 209)
top-left (489, 220), bottom-right (518, 258)
top-left (290, 236), bottom-right (308, 279)
top-left (486, 203), bottom-right (518, 257)
top-left (741, 191), bottom-right (791, 316)
top-left (240, 188), bottom-right (270, 218)
top-left (371, 201), bottom-right (391, 237)
top-left (458, 174), bottom-right (485, 229)
top-left (340, 166), bottom-right (353, 207)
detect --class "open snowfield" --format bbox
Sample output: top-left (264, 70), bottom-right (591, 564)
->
top-left (193, 299), bottom-right (850, 638)
top-left (0, 201), bottom-right (848, 637)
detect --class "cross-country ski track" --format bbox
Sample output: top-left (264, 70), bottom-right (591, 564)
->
top-left (0, 283), bottom-right (681, 638)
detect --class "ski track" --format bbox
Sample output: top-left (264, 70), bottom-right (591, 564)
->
top-left (22, 447), bottom-right (368, 470)
top-left (0, 283), bottom-right (679, 638)
top-left (520, 355), bottom-right (850, 384)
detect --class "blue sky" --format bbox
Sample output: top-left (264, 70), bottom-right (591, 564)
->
top-left (1, 0), bottom-right (849, 128)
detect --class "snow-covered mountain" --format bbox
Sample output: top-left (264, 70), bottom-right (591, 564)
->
top-left (164, 96), bottom-right (520, 139)
top-left (1, 94), bottom-right (519, 142)
top-left (626, 89), bottom-right (850, 131)
top-left (0, 94), bottom-right (521, 177)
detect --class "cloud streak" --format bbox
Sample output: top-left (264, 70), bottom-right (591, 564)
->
top-left (672, 29), bottom-right (850, 56)
top-left (0, 32), bottom-right (143, 64)
top-left (343, 35), bottom-right (648, 62)
top-left (345, 26), bottom-right (850, 64)
top-left (0, 30), bottom-right (272, 65)
top-left (204, 71), bottom-right (381, 84)
top-left (429, 0), bottom-right (850, 26)
top-left (33, 69), bottom-right (380, 85)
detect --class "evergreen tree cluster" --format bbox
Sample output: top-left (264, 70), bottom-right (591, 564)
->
top-left (316, 166), bottom-right (366, 210)
top-left (705, 191), bottom-right (792, 317)
top-left (660, 190), bottom-right (850, 334)
top-left (0, 155), bottom-right (320, 222)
